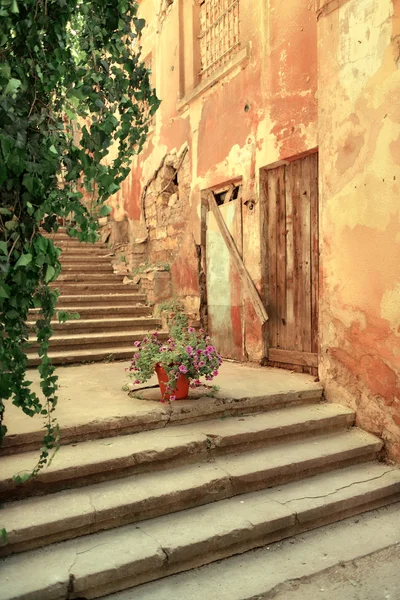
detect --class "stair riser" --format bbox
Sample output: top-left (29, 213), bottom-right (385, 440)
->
top-left (52, 285), bottom-right (139, 294)
top-left (28, 322), bottom-right (161, 334)
top-left (3, 485), bottom-right (399, 564)
top-left (60, 258), bottom-right (114, 265)
top-left (87, 492), bottom-right (399, 600)
top-left (30, 308), bottom-right (152, 319)
top-left (0, 418), bottom-right (371, 503)
top-left (0, 390), bottom-right (324, 456)
top-left (60, 265), bottom-right (114, 272)
top-left (29, 335), bottom-right (166, 351)
top-left (56, 275), bottom-right (125, 282)
top-left (26, 348), bottom-right (134, 367)
top-left (57, 296), bottom-right (147, 306)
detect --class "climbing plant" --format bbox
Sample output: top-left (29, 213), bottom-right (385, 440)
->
top-left (0, 0), bottom-right (159, 479)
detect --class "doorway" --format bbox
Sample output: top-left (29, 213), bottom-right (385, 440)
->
top-left (263, 152), bottom-right (319, 373)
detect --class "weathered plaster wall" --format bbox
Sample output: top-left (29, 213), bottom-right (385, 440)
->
top-left (318, 0), bottom-right (400, 461)
top-left (113, 0), bottom-right (317, 360)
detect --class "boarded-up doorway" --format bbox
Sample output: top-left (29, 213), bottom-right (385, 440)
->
top-left (205, 185), bottom-right (244, 361)
top-left (263, 152), bottom-right (319, 373)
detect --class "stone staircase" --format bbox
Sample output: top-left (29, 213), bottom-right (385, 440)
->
top-left (1, 380), bottom-right (400, 600)
top-left (27, 230), bottom-right (165, 366)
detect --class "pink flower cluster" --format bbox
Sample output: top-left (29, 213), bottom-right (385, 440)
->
top-left (127, 327), bottom-right (223, 402)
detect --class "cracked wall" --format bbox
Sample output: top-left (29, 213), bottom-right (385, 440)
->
top-left (318, 0), bottom-right (400, 461)
top-left (108, 0), bottom-right (318, 360)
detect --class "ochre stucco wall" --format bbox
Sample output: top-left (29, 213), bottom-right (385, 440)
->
top-left (113, 0), bottom-right (318, 361)
top-left (318, 0), bottom-right (400, 461)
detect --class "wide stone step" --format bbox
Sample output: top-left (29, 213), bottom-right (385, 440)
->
top-left (1, 378), bottom-right (323, 456)
top-left (29, 305), bottom-right (152, 319)
top-left (27, 317), bottom-right (161, 334)
top-left (0, 413), bottom-right (376, 502)
top-left (51, 283), bottom-right (139, 294)
top-left (26, 345), bottom-right (135, 367)
top-left (28, 330), bottom-right (166, 352)
top-left (56, 293), bottom-right (147, 306)
top-left (102, 501), bottom-right (400, 600)
top-left (59, 255), bottom-right (113, 264)
top-left (0, 405), bottom-right (366, 555)
top-left (59, 263), bottom-right (114, 273)
top-left (56, 273), bottom-right (125, 282)
top-left (1, 462), bottom-right (397, 600)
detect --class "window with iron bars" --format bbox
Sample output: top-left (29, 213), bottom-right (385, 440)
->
top-left (199, 0), bottom-right (240, 81)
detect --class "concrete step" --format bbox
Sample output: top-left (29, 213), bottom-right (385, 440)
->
top-left (4, 420), bottom-right (390, 556)
top-left (1, 464), bottom-right (398, 599)
top-left (56, 273), bottom-right (125, 282)
top-left (1, 381), bottom-right (324, 457)
top-left (59, 255), bottom-right (113, 264)
top-left (0, 411), bottom-right (376, 502)
top-left (101, 502), bottom-right (400, 600)
top-left (59, 263), bottom-right (114, 273)
top-left (56, 293), bottom-right (147, 306)
top-left (29, 305), bottom-right (152, 319)
top-left (28, 330), bottom-right (167, 352)
top-left (51, 283), bottom-right (139, 293)
top-left (56, 244), bottom-right (109, 252)
top-left (51, 238), bottom-right (106, 247)
top-left (26, 345), bottom-right (135, 366)
top-left (27, 317), bottom-right (161, 334)
top-left (52, 283), bottom-right (139, 294)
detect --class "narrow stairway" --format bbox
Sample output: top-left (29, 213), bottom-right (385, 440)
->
top-left (1, 379), bottom-right (399, 600)
top-left (27, 229), bottom-right (165, 365)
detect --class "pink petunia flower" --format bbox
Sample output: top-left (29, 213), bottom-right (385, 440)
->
top-left (179, 365), bottom-right (188, 374)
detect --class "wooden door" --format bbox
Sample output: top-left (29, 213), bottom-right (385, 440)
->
top-left (264, 153), bottom-right (319, 372)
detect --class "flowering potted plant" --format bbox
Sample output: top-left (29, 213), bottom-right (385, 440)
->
top-left (128, 314), bottom-right (223, 402)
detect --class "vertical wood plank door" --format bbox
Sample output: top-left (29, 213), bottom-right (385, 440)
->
top-left (265, 153), bottom-right (319, 372)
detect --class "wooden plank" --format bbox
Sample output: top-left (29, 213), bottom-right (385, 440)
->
top-left (267, 171), bottom-right (278, 346)
top-left (301, 155), bottom-right (312, 353)
top-left (268, 348), bottom-right (318, 368)
top-left (291, 158), bottom-right (302, 352)
top-left (207, 192), bottom-right (268, 324)
top-left (276, 166), bottom-right (287, 349)
top-left (310, 152), bottom-right (319, 355)
top-left (285, 161), bottom-right (295, 351)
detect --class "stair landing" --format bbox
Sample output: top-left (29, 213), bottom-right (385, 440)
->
top-left (2, 361), bottom-right (322, 455)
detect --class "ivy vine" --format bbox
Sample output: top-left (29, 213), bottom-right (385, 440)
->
top-left (0, 0), bottom-right (159, 480)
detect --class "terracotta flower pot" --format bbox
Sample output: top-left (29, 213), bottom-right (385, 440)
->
top-left (155, 364), bottom-right (189, 401)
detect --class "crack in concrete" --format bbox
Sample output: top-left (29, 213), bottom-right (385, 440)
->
top-left (87, 493), bottom-right (97, 522)
top-left (269, 469), bottom-right (396, 505)
top-left (136, 525), bottom-right (170, 562)
top-left (213, 462), bottom-right (235, 496)
top-left (66, 541), bottom-right (109, 598)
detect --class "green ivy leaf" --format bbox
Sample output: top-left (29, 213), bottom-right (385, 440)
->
top-left (3, 77), bottom-right (21, 96)
top-left (99, 204), bottom-right (112, 217)
top-left (14, 253), bottom-right (32, 268)
top-left (0, 528), bottom-right (8, 544)
top-left (0, 284), bottom-right (10, 298)
top-left (0, 241), bottom-right (7, 255)
top-left (45, 264), bottom-right (55, 282)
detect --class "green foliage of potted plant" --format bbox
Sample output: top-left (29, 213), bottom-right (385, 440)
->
top-left (128, 314), bottom-right (223, 402)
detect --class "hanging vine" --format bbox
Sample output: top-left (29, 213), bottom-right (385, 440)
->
top-left (0, 0), bottom-right (160, 480)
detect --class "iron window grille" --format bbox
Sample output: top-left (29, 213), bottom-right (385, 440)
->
top-left (199, 0), bottom-right (240, 80)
